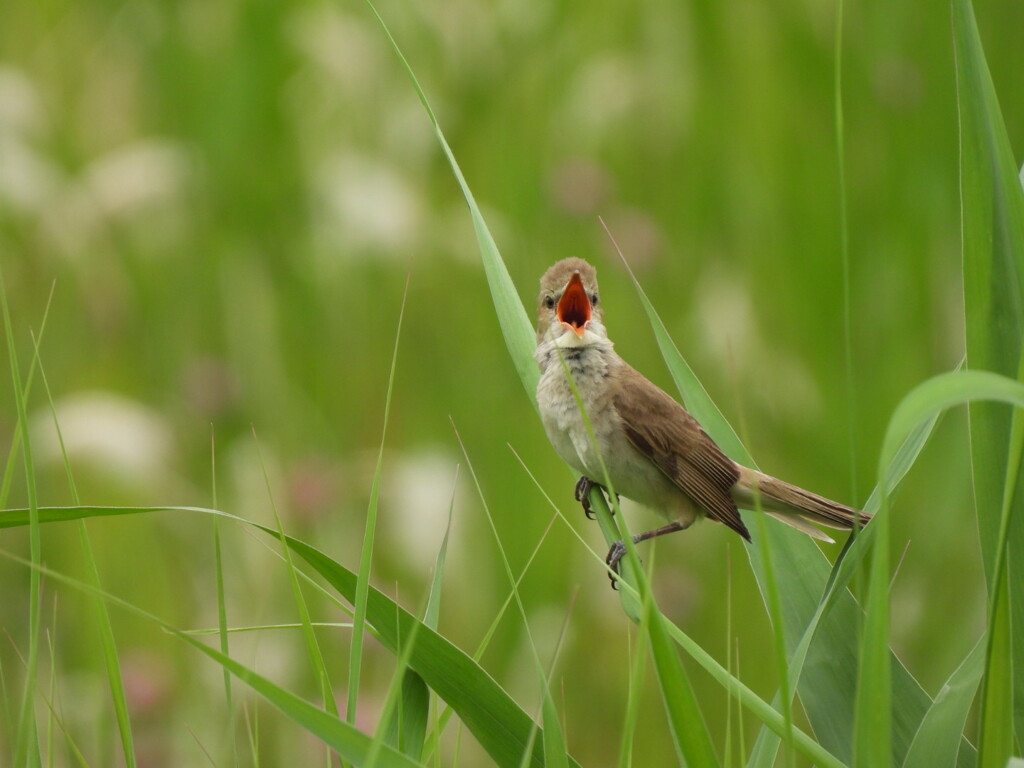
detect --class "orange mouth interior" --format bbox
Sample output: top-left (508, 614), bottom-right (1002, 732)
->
top-left (556, 273), bottom-right (591, 337)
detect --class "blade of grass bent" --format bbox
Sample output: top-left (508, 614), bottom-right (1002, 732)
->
top-left (0, 504), bottom-right (582, 768)
top-left (421, 505), bottom-right (561, 763)
top-left (1, 556), bottom-right (426, 768)
top-left (954, 0), bottom-right (1024, 750)
top-left (360, 0), bottom-right (538, 407)
top-left (350, 274), bottom-right (409, 731)
top-left (875, 369), bottom-right (1024, 767)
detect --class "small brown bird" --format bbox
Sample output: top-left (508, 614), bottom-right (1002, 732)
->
top-left (534, 258), bottom-right (869, 581)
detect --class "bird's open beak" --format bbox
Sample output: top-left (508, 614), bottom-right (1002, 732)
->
top-left (557, 272), bottom-right (591, 337)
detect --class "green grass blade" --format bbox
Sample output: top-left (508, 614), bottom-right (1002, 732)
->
top-left (1, 555), bottom-right (426, 768)
top-left (382, 671), bottom-right (429, 761)
top-left (954, 0), bottom-right (1024, 751)
top-left (30, 334), bottom-right (138, 768)
top-left (539, 598), bottom-right (575, 768)
top-left (646, 592), bottom-right (720, 767)
top-left (854, 477), bottom-right (891, 768)
top-left (454, 424), bottom-right (572, 768)
top-left (272, 528), bottom-right (581, 768)
top-left (423, 466), bottom-right (458, 633)
top-left (877, 369), bottom-right (1024, 766)
top-left (360, 0), bottom-right (538, 408)
top-left (0, 281), bottom-right (52, 510)
top-left (750, 509), bottom-right (794, 766)
top-left (617, 577), bottom-right (653, 768)
top-left (0, 504), bottom-right (582, 768)
top-left (370, 603), bottom-right (426, 768)
top-left (659, 614), bottom-right (845, 768)
top-left (420, 502), bottom-right (560, 763)
top-left (902, 636), bottom-right (986, 768)
top-left (382, 466), bottom-right (457, 762)
top-left (1, 261), bottom-right (42, 768)
top-left (254, 432), bottom-right (338, 729)
top-left (209, 433), bottom-right (236, 764)
top-left (350, 275), bottom-right (409, 731)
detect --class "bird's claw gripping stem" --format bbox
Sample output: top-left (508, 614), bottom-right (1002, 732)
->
top-left (575, 476), bottom-right (617, 520)
top-left (605, 540), bottom-right (629, 590)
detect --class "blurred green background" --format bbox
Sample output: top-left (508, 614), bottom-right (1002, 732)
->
top-left (2, 0), bottom-right (1022, 764)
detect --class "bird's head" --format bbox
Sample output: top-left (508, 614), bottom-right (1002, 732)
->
top-left (536, 258), bottom-right (609, 349)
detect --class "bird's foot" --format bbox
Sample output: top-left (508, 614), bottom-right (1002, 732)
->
top-left (575, 476), bottom-right (617, 520)
top-left (604, 540), bottom-right (636, 590)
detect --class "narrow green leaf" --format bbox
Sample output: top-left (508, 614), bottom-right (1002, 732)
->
top-left (350, 275), bottom-right (409, 730)
top-left (423, 466), bottom-right (458, 632)
top-left (382, 672), bottom-right (429, 761)
top-left (454, 424), bottom-right (573, 768)
top-left (647, 595), bottom-right (720, 768)
top-left (902, 636), bottom-right (986, 768)
top-left (1, 260), bottom-right (42, 768)
top-left (254, 432), bottom-right (338, 727)
top-left (877, 369), bottom-right (1024, 767)
top-left (954, 0), bottom-right (1024, 750)
top-left (660, 615), bottom-right (845, 768)
top-left (0, 504), bottom-right (581, 768)
top-left (370, 603), bottom-right (426, 768)
top-left (617, 583), bottom-right (653, 768)
top-left (360, 0), bottom-right (538, 407)
top-left (383, 466), bottom-right (457, 762)
top-left (854, 483), bottom-right (891, 768)
top-left (1, 556), bottom-right (425, 768)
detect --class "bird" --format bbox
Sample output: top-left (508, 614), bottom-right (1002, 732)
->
top-left (533, 257), bottom-right (870, 583)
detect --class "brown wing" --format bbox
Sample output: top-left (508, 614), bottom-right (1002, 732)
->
top-left (613, 367), bottom-right (751, 541)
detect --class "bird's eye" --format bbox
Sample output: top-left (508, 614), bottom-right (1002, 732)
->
top-left (544, 296), bottom-right (556, 309)
top-left (590, 293), bottom-right (599, 306)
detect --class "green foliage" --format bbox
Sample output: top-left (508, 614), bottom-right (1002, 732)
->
top-left (1, 0), bottom-right (1024, 765)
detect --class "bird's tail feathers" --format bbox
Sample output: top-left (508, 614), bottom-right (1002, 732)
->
top-left (736, 468), bottom-right (871, 534)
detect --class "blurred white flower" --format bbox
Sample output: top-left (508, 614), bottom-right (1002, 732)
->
top-left (0, 135), bottom-right (62, 213)
top-left (41, 139), bottom-right (192, 258)
top-left (84, 139), bottom-right (191, 221)
top-left (694, 266), bottom-right (822, 421)
top-left (312, 152), bottom-right (422, 256)
top-left (0, 68), bottom-right (60, 214)
top-left (0, 66), bottom-right (43, 136)
top-left (382, 449), bottom-right (464, 572)
top-left (288, 8), bottom-right (385, 95)
top-left (561, 55), bottom-right (641, 142)
top-left (31, 391), bottom-right (174, 485)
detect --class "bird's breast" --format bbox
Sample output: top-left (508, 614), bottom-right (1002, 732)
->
top-left (536, 347), bottom-right (621, 477)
